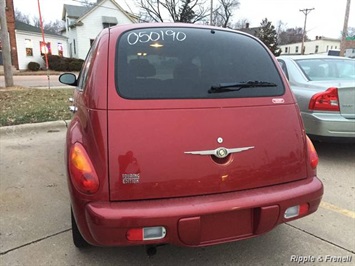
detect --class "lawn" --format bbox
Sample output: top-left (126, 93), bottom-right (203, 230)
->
top-left (0, 87), bottom-right (74, 127)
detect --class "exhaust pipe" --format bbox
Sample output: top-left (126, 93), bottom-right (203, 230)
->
top-left (145, 245), bottom-right (157, 257)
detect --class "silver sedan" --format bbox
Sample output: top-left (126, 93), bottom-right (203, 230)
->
top-left (277, 55), bottom-right (355, 143)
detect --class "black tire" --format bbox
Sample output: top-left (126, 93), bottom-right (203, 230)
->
top-left (71, 208), bottom-right (90, 248)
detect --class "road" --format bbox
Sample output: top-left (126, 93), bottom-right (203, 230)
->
top-left (0, 124), bottom-right (354, 265)
top-left (0, 74), bottom-right (71, 88)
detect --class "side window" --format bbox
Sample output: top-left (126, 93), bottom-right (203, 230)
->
top-left (277, 59), bottom-right (289, 80)
top-left (77, 38), bottom-right (98, 91)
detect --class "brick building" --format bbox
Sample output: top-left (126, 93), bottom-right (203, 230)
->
top-left (4, 0), bottom-right (19, 69)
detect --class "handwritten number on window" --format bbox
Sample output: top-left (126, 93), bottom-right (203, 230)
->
top-left (127, 30), bottom-right (187, 45)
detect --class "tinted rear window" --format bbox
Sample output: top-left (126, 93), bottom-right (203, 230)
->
top-left (116, 27), bottom-right (284, 99)
top-left (295, 58), bottom-right (355, 81)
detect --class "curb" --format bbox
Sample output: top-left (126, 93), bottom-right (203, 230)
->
top-left (0, 120), bottom-right (70, 137)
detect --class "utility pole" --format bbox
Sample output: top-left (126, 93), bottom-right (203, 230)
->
top-left (299, 8), bottom-right (314, 55)
top-left (210, 0), bottom-right (213, 25)
top-left (37, 0), bottom-right (50, 89)
top-left (340, 0), bottom-right (351, 57)
top-left (0, 0), bottom-right (14, 87)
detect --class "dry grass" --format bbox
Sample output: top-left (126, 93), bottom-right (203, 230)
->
top-left (0, 87), bottom-right (74, 127)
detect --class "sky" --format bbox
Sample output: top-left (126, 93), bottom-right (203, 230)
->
top-left (12, 0), bottom-right (354, 40)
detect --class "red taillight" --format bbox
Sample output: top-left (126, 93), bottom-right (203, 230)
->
top-left (126, 228), bottom-right (143, 241)
top-left (306, 136), bottom-right (318, 169)
top-left (69, 143), bottom-right (99, 194)
top-left (309, 87), bottom-right (340, 111)
top-left (299, 203), bottom-right (310, 216)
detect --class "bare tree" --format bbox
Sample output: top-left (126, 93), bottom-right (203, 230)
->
top-left (137, 0), bottom-right (208, 23)
top-left (343, 26), bottom-right (355, 38)
top-left (15, 9), bottom-right (64, 33)
top-left (233, 18), bottom-right (249, 29)
top-left (213, 0), bottom-right (240, 28)
top-left (44, 20), bottom-right (65, 33)
top-left (278, 27), bottom-right (306, 45)
top-left (14, 8), bottom-right (31, 24)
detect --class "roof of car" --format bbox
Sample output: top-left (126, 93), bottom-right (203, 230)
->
top-left (277, 55), bottom-right (352, 60)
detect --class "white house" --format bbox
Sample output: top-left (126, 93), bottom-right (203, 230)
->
top-left (14, 21), bottom-right (69, 70)
top-left (279, 36), bottom-right (341, 55)
top-left (62, 0), bottom-right (137, 60)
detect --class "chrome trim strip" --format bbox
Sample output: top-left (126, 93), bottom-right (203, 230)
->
top-left (184, 146), bottom-right (255, 158)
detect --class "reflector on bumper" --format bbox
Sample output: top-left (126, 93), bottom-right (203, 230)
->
top-left (126, 227), bottom-right (166, 241)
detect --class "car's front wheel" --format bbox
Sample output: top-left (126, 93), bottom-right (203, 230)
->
top-left (71, 208), bottom-right (90, 248)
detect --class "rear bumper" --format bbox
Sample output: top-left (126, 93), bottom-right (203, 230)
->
top-left (302, 112), bottom-right (355, 141)
top-left (75, 177), bottom-right (323, 247)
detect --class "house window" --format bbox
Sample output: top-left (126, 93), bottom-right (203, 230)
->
top-left (40, 41), bottom-right (51, 56)
top-left (285, 47), bottom-right (288, 53)
top-left (315, 45), bottom-right (319, 53)
top-left (295, 46), bottom-right (299, 53)
top-left (58, 42), bottom-right (63, 57)
top-left (335, 46), bottom-right (337, 49)
top-left (25, 39), bottom-right (33, 56)
top-left (73, 39), bottom-right (76, 55)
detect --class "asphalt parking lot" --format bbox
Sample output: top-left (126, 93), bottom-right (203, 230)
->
top-left (0, 122), bottom-right (354, 266)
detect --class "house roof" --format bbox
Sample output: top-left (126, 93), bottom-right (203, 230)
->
top-left (62, 0), bottom-right (136, 23)
top-left (238, 27), bottom-right (261, 37)
top-left (62, 4), bottom-right (93, 19)
top-left (15, 21), bottom-right (64, 37)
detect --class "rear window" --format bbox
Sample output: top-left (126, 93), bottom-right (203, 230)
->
top-left (116, 27), bottom-right (284, 99)
top-left (295, 58), bottom-right (355, 81)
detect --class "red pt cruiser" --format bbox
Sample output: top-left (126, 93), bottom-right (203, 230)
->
top-left (59, 23), bottom-right (323, 254)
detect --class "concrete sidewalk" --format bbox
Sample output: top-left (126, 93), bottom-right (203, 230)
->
top-left (0, 120), bottom-right (70, 137)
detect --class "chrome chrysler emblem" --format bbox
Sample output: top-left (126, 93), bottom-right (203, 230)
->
top-left (216, 148), bottom-right (228, 158)
top-left (184, 146), bottom-right (255, 158)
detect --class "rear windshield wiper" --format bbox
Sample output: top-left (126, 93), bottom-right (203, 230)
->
top-left (208, 80), bottom-right (277, 94)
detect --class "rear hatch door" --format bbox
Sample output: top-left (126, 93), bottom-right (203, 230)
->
top-left (107, 102), bottom-right (307, 201)
top-left (107, 25), bottom-right (307, 201)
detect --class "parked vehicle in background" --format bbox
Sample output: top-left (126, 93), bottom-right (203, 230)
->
top-left (278, 55), bottom-right (355, 143)
top-left (327, 49), bottom-right (340, 56)
top-left (59, 23), bottom-right (323, 254)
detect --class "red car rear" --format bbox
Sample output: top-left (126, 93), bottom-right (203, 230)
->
top-left (60, 23), bottom-right (323, 251)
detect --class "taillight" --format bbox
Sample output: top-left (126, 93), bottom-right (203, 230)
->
top-left (306, 136), bottom-right (318, 169)
top-left (69, 143), bottom-right (99, 194)
top-left (126, 227), bottom-right (166, 241)
top-left (309, 87), bottom-right (339, 111)
top-left (284, 203), bottom-right (309, 219)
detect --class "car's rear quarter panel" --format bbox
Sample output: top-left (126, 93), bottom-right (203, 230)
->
top-left (66, 29), bottom-right (110, 244)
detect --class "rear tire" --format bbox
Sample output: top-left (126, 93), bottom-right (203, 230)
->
top-left (71, 208), bottom-right (90, 248)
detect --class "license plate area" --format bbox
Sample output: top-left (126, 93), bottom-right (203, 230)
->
top-left (178, 209), bottom-right (253, 245)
